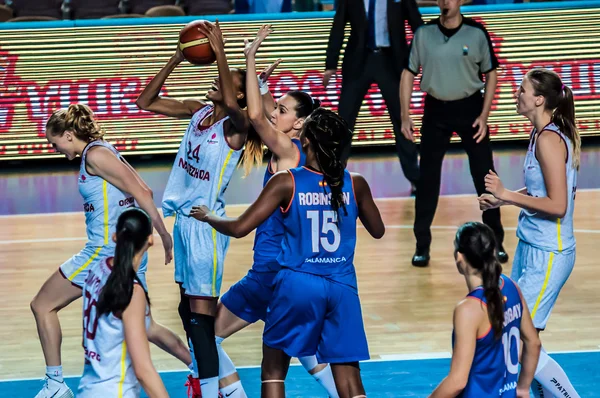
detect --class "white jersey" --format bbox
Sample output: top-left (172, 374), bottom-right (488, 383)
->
top-left (517, 123), bottom-right (577, 253)
top-left (78, 256), bottom-right (150, 398)
top-left (162, 105), bottom-right (243, 218)
top-left (79, 140), bottom-right (136, 246)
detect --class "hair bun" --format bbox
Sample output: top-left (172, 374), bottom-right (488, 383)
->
top-left (312, 98), bottom-right (322, 110)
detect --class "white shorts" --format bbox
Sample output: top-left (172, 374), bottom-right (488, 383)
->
top-left (511, 240), bottom-right (575, 330)
top-left (59, 243), bottom-right (148, 290)
top-left (173, 213), bottom-right (230, 297)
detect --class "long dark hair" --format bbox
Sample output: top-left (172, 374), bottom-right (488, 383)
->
top-left (527, 68), bottom-right (581, 170)
top-left (302, 108), bottom-right (353, 216)
top-left (287, 90), bottom-right (322, 118)
top-left (97, 208), bottom-right (152, 316)
top-left (454, 222), bottom-right (504, 339)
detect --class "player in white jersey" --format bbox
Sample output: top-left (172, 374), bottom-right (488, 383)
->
top-left (479, 68), bottom-right (581, 398)
top-left (136, 21), bottom-right (262, 397)
top-left (79, 207), bottom-right (188, 398)
top-left (32, 104), bottom-right (173, 398)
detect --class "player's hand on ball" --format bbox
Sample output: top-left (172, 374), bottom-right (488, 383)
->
top-left (484, 170), bottom-right (506, 199)
top-left (244, 24), bottom-right (273, 58)
top-left (190, 205), bottom-right (210, 222)
top-left (197, 20), bottom-right (225, 54)
top-left (478, 193), bottom-right (503, 211)
top-left (173, 39), bottom-right (185, 64)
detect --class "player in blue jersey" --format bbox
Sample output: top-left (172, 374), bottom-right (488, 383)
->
top-left (33, 104), bottom-right (174, 398)
top-left (191, 108), bottom-right (385, 398)
top-left (211, 25), bottom-right (339, 398)
top-left (429, 222), bottom-right (540, 397)
top-left (479, 69), bottom-right (581, 398)
top-left (136, 20), bottom-right (264, 397)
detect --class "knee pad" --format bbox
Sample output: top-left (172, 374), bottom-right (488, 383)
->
top-left (189, 313), bottom-right (218, 379)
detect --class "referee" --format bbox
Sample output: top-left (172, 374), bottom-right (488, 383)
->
top-left (400, 0), bottom-right (507, 267)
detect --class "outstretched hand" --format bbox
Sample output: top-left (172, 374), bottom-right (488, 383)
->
top-left (244, 24), bottom-right (273, 58)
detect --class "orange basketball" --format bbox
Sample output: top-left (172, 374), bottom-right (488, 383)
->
top-left (179, 20), bottom-right (216, 65)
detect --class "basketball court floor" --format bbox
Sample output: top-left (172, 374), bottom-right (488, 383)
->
top-left (1, 143), bottom-right (599, 397)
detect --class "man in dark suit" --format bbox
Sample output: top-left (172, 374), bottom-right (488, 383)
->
top-left (324, 0), bottom-right (423, 190)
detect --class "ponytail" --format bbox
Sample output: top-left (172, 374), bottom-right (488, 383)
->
top-left (553, 85), bottom-right (581, 170)
top-left (481, 257), bottom-right (504, 339)
top-left (46, 103), bottom-right (105, 142)
top-left (240, 126), bottom-right (264, 177)
top-left (527, 68), bottom-right (581, 170)
top-left (302, 108), bottom-right (353, 217)
top-left (455, 222), bottom-right (504, 339)
top-left (97, 208), bottom-right (152, 317)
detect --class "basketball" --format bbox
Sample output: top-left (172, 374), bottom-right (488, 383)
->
top-left (179, 20), bottom-right (216, 65)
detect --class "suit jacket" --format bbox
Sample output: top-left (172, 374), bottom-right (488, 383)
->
top-left (325, 0), bottom-right (423, 79)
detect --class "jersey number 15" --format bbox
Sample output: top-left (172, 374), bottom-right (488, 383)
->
top-left (307, 210), bottom-right (341, 253)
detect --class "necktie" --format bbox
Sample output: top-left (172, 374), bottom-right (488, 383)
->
top-left (367, 0), bottom-right (377, 49)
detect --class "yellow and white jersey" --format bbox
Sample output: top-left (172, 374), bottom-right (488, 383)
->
top-left (79, 140), bottom-right (136, 246)
top-left (77, 256), bottom-right (150, 398)
top-left (517, 123), bottom-right (577, 253)
top-left (161, 105), bottom-right (242, 219)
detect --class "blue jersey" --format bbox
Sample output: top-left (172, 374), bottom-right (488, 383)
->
top-left (252, 139), bottom-right (306, 272)
top-left (277, 167), bottom-right (358, 289)
top-left (517, 123), bottom-right (577, 253)
top-left (454, 275), bottom-right (523, 397)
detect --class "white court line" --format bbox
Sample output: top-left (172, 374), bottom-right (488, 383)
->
top-left (1, 349), bottom-right (599, 383)
top-left (1, 188), bottom-right (599, 219)
top-left (2, 225), bottom-right (600, 245)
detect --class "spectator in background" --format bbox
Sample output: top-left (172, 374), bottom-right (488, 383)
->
top-left (234, 0), bottom-right (292, 13)
top-left (324, 0), bottom-right (423, 194)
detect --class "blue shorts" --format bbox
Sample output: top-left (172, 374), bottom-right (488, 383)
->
top-left (221, 269), bottom-right (278, 324)
top-left (263, 269), bottom-right (369, 364)
top-left (511, 240), bottom-right (575, 330)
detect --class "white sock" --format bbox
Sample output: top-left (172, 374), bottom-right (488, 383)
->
top-left (299, 356), bottom-right (339, 398)
top-left (216, 336), bottom-right (238, 379)
top-left (313, 364), bottom-right (339, 398)
top-left (534, 348), bottom-right (580, 398)
top-left (46, 365), bottom-right (63, 383)
top-left (221, 380), bottom-right (247, 398)
top-left (200, 376), bottom-right (219, 397)
top-left (188, 338), bottom-right (199, 378)
top-left (531, 379), bottom-right (554, 397)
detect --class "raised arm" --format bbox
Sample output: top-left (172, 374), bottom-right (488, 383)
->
top-left (190, 171), bottom-right (293, 238)
top-left (245, 25), bottom-right (298, 163)
top-left (135, 45), bottom-right (204, 118)
top-left (352, 173), bottom-right (385, 239)
top-left (123, 286), bottom-right (169, 398)
top-left (429, 301), bottom-right (479, 397)
top-left (198, 20), bottom-right (250, 138)
top-left (86, 147), bottom-right (173, 265)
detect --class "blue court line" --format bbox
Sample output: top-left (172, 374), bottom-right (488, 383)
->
top-left (2, 352), bottom-right (598, 397)
top-left (0, 1), bottom-right (599, 30)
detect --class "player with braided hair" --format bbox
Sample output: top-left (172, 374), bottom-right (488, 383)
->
top-left (191, 108), bottom-right (385, 398)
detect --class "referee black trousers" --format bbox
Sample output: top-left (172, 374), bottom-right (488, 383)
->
top-left (414, 92), bottom-right (505, 251)
top-left (338, 49), bottom-right (419, 184)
